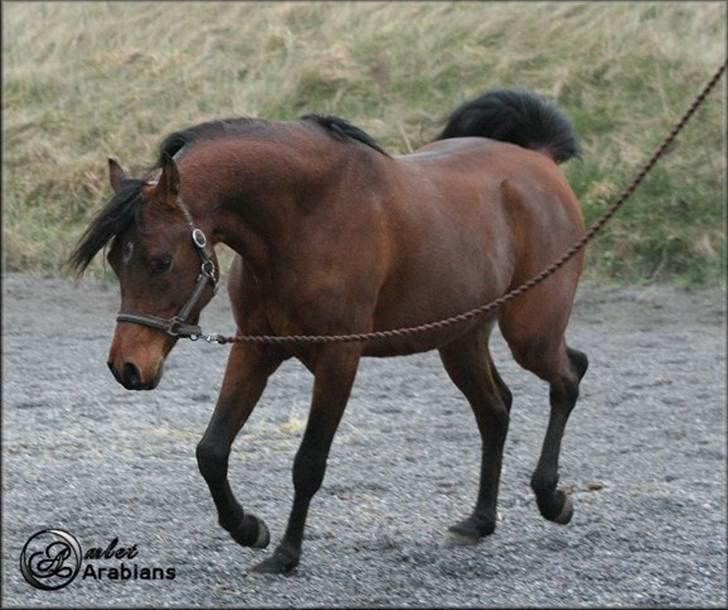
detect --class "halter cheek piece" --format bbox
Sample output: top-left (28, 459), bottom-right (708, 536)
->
top-left (115, 228), bottom-right (217, 341)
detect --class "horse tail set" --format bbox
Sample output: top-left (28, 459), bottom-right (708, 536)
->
top-left (437, 88), bottom-right (580, 164)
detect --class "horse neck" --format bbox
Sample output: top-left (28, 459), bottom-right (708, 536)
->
top-left (178, 132), bottom-right (342, 272)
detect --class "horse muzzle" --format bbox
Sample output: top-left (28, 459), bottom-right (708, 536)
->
top-left (107, 358), bottom-right (164, 391)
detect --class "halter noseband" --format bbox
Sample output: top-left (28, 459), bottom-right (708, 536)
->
top-left (116, 227), bottom-right (217, 341)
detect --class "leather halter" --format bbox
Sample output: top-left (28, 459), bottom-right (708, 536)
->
top-left (116, 227), bottom-right (217, 341)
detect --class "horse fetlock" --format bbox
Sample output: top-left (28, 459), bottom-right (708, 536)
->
top-left (530, 471), bottom-right (558, 495)
top-left (228, 513), bottom-right (270, 549)
top-left (535, 488), bottom-right (573, 525)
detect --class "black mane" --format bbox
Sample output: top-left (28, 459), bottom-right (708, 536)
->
top-left (156, 117), bottom-right (270, 164)
top-left (302, 114), bottom-right (389, 156)
top-left (68, 114), bottom-right (387, 274)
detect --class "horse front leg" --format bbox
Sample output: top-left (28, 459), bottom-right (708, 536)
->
top-left (196, 342), bottom-right (282, 549)
top-left (252, 343), bottom-right (362, 574)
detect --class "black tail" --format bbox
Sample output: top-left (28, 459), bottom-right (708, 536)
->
top-left (437, 88), bottom-right (580, 164)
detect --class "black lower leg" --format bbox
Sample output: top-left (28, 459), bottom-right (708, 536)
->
top-left (449, 402), bottom-right (509, 541)
top-left (197, 439), bottom-right (270, 548)
top-left (439, 335), bottom-right (510, 544)
top-left (531, 401), bottom-right (574, 523)
top-left (197, 344), bottom-right (281, 548)
top-left (531, 347), bottom-right (588, 524)
top-left (254, 447), bottom-right (324, 574)
top-left (251, 345), bottom-right (360, 575)
top-left (196, 344), bottom-right (279, 550)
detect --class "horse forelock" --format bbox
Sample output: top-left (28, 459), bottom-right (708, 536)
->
top-left (68, 178), bottom-right (147, 275)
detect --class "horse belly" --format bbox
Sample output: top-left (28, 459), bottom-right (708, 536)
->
top-left (364, 185), bottom-right (513, 357)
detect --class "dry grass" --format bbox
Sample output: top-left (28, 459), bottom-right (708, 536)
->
top-left (3, 1), bottom-right (726, 284)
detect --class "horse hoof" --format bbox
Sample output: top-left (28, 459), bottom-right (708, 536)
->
top-left (444, 529), bottom-right (480, 547)
top-left (444, 517), bottom-right (493, 547)
top-left (552, 493), bottom-right (573, 525)
top-left (250, 546), bottom-right (299, 575)
top-left (252, 518), bottom-right (270, 548)
top-left (229, 514), bottom-right (270, 549)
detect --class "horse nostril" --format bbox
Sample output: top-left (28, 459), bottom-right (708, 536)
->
top-left (107, 361), bottom-right (122, 383)
top-left (122, 362), bottom-right (142, 388)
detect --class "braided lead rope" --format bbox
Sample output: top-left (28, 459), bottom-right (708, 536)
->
top-left (209, 61), bottom-right (726, 346)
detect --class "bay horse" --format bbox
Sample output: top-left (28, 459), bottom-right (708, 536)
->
top-left (69, 88), bottom-right (588, 575)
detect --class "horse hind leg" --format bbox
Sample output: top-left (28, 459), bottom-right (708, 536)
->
top-left (497, 247), bottom-right (588, 524)
top-left (530, 346), bottom-right (588, 523)
top-left (438, 325), bottom-right (511, 544)
top-left (505, 330), bottom-right (588, 524)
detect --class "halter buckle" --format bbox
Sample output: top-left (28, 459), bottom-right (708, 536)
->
top-left (201, 260), bottom-right (216, 281)
top-left (167, 317), bottom-right (183, 337)
top-left (192, 228), bottom-right (207, 249)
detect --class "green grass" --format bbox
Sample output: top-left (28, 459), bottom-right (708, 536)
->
top-left (3, 1), bottom-right (726, 285)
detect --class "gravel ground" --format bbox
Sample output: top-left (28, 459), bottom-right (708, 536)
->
top-left (2, 272), bottom-right (726, 608)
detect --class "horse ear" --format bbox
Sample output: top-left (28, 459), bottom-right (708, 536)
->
top-left (157, 153), bottom-right (180, 197)
top-left (108, 158), bottom-right (127, 192)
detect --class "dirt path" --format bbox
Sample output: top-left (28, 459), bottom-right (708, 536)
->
top-left (2, 273), bottom-right (726, 607)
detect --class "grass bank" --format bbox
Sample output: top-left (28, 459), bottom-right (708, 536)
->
top-left (3, 2), bottom-right (725, 285)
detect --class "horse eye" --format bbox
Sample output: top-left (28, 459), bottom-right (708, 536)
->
top-left (150, 254), bottom-right (173, 274)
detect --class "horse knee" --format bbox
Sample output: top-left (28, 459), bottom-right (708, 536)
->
top-left (196, 440), bottom-right (228, 482)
